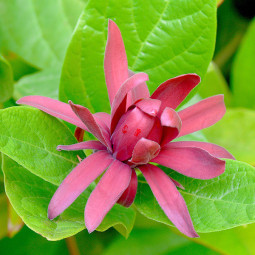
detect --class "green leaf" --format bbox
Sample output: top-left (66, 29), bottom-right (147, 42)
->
top-left (59, 0), bottom-right (217, 112)
top-left (135, 159), bottom-right (255, 233)
top-left (0, 0), bottom-right (87, 69)
top-left (231, 18), bottom-right (255, 109)
top-left (0, 226), bottom-right (69, 255)
top-left (0, 55), bottom-right (13, 102)
top-left (203, 108), bottom-right (255, 165)
top-left (14, 68), bottom-right (60, 100)
top-left (197, 224), bottom-right (255, 255)
top-left (199, 62), bottom-right (232, 106)
top-left (103, 227), bottom-right (218, 255)
top-left (0, 108), bottom-right (135, 239)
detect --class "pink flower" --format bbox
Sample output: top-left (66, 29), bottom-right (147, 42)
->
top-left (17, 20), bottom-right (234, 238)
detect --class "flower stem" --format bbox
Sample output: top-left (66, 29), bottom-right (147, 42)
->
top-left (65, 236), bottom-right (80, 255)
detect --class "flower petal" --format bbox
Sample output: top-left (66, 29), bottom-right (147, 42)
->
top-left (152, 145), bottom-right (225, 179)
top-left (126, 69), bottom-right (150, 108)
top-left (111, 107), bottom-right (155, 161)
top-left (110, 72), bottom-right (149, 133)
top-left (48, 151), bottom-right (114, 220)
top-left (104, 20), bottom-right (129, 105)
top-left (146, 117), bottom-right (163, 144)
top-left (129, 138), bottom-right (160, 165)
top-left (139, 164), bottom-right (198, 238)
top-left (69, 101), bottom-right (112, 150)
top-left (135, 98), bottom-right (161, 117)
top-left (94, 112), bottom-right (111, 131)
top-left (151, 74), bottom-right (201, 115)
top-left (74, 127), bottom-right (85, 142)
top-left (168, 141), bottom-right (235, 159)
top-left (57, 141), bottom-right (106, 151)
top-left (160, 107), bottom-right (182, 146)
top-left (17, 96), bottom-right (87, 130)
top-left (178, 95), bottom-right (226, 137)
top-left (117, 170), bottom-right (138, 207)
top-left (85, 159), bottom-right (132, 233)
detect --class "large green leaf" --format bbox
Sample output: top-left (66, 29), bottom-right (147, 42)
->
top-left (0, 0), bottom-right (87, 69)
top-left (59, 0), bottom-right (217, 113)
top-left (203, 108), bottom-right (255, 165)
top-left (231, 18), bottom-right (255, 109)
top-left (0, 55), bottom-right (13, 102)
top-left (135, 159), bottom-right (255, 233)
top-left (199, 62), bottom-right (232, 106)
top-left (14, 68), bottom-right (60, 100)
top-left (0, 226), bottom-right (69, 255)
top-left (0, 107), bottom-right (135, 239)
top-left (0, 193), bottom-right (8, 239)
top-left (196, 224), bottom-right (255, 255)
top-left (103, 227), bottom-right (218, 255)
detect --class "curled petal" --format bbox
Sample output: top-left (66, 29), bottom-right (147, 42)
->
top-left (48, 151), bottom-right (114, 220)
top-left (17, 96), bottom-right (87, 130)
top-left (118, 170), bottom-right (138, 207)
top-left (57, 141), bottom-right (106, 151)
top-left (178, 95), bottom-right (226, 137)
top-left (126, 69), bottom-right (150, 107)
top-left (146, 117), bottom-right (163, 144)
top-left (94, 112), bottom-right (111, 131)
top-left (85, 160), bottom-right (132, 233)
top-left (160, 108), bottom-right (182, 146)
top-left (111, 107), bottom-right (155, 161)
top-left (104, 20), bottom-right (129, 105)
top-left (139, 164), bottom-right (198, 238)
top-left (152, 145), bottom-right (225, 179)
top-left (110, 72), bottom-right (149, 133)
top-left (168, 141), bottom-right (235, 159)
top-left (69, 101), bottom-right (112, 151)
top-left (151, 74), bottom-right (201, 115)
top-left (129, 138), bottom-right (160, 165)
top-left (135, 98), bottom-right (161, 117)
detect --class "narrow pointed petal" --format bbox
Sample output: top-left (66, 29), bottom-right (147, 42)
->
top-left (170, 178), bottom-right (185, 190)
top-left (139, 164), bottom-right (198, 238)
top-left (94, 112), bottom-right (111, 130)
top-left (126, 69), bottom-right (150, 108)
top-left (118, 170), bottom-right (138, 207)
top-left (152, 145), bottom-right (225, 179)
top-left (151, 74), bottom-right (201, 115)
top-left (129, 138), bottom-right (160, 165)
top-left (178, 95), bottom-right (226, 137)
top-left (168, 141), bottom-right (235, 159)
top-left (160, 107), bottom-right (182, 146)
top-left (111, 107), bottom-right (155, 161)
top-left (135, 98), bottom-right (161, 117)
top-left (69, 101), bottom-right (111, 150)
top-left (74, 127), bottom-right (85, 142)
top-left (48, 151), bottom-right (114, 220)
top-left (85, 160), bottom-right (132, 233)
top-left (110, 72), bottom-right (149, 133)
top-left (104, 20), bottom-right (129, 105)
top-left (57, 141), bottom-right (106, 151)
top-left (17, 96), bottom-right (87, 130)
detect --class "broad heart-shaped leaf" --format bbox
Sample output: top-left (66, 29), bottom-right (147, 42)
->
top-left (0, 55), bottom-right (13, 102)
top-left (199, 62), bottom-right (232, 106)
top-left (14, 68), bottom-right (61, 100)
top-left (135, 159), bottom-right (255, 233)
top-left (231, 18), bottom-right (255, 110)
top-left (0, 108), bottom-right (135, 240)
top-left (203, 108), bottom-right (255, 165)
top-left (0, 0), bottom-right (87, 69)
top-left (59, 0), bottom-right (217, 113)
